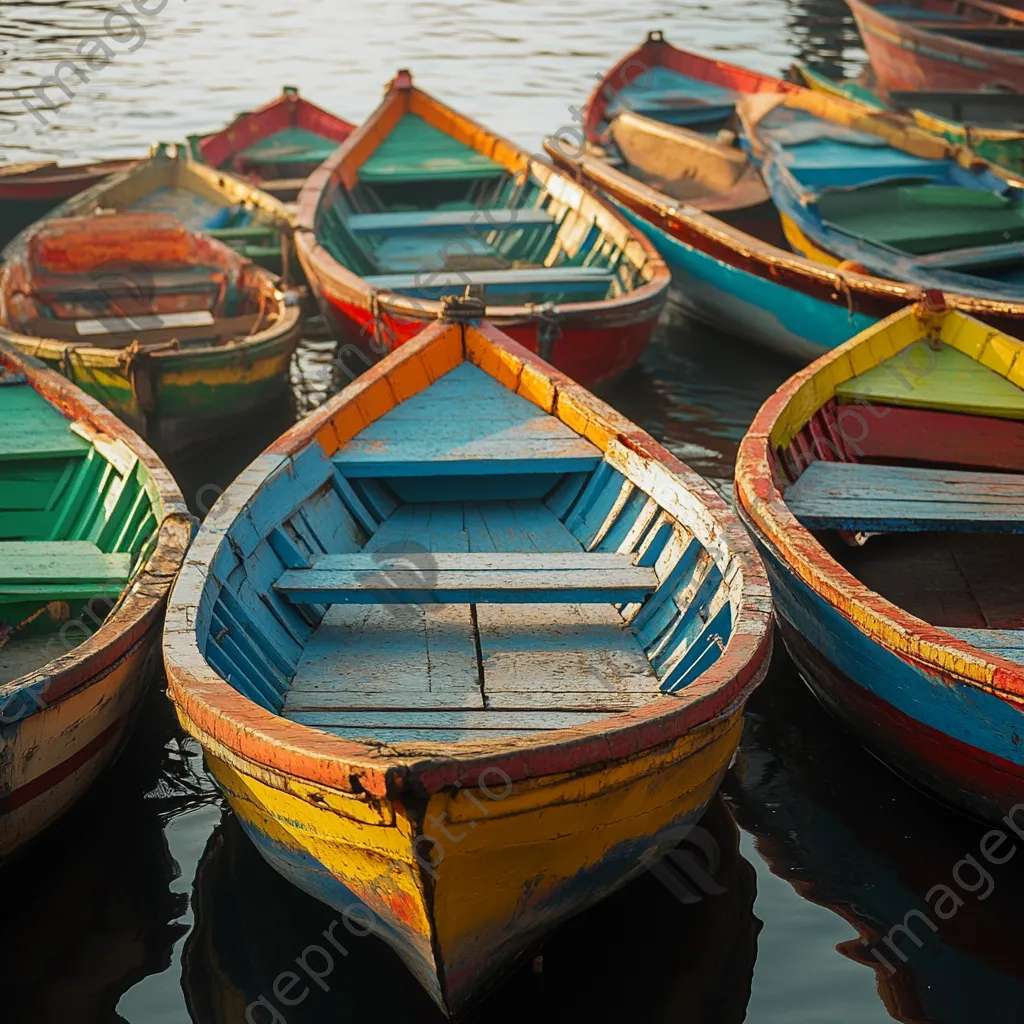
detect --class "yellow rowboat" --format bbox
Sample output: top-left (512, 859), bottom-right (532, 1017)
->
top-left (0, 212), bottom-right (302, 455)
top-left (162, 312), bottom-right (772, 1015)
top-left (0, 341), bottom-right (190, 861)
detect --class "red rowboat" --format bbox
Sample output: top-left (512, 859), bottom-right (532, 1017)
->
top-left (295, 71), bottom-right (669, 390)
top-left (846, 0), bottom-right (1024, 93)
top-left (190, 87), bottom-right (356, 198)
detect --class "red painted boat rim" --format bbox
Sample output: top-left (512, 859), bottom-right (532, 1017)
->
top-left (163, 320), bottom-right (773, 800)
top-left (735, 303), bottom-right (1024, 701)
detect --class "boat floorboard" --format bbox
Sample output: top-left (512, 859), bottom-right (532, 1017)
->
top-left (283, 498), bottom-right (661, 742)
top-left (826, 531), bottom-right (1024, 631)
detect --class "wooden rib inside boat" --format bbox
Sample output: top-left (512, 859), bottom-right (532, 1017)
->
top-left (0, 212), bottom-right (302, 453)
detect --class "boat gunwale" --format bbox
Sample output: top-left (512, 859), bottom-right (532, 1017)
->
top-left (0, 341), bottom-right (191, 708)
top-left (163, 319), bottom-right (773, 801)
top-left (293, 71), bottom-right (671, 334)
top-left (543, 134), bottom-right (1024, 328)
top-left (734, 302), bottom-right (1024, 702)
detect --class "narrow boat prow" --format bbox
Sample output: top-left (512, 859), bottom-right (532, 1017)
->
top-left (163, 310), bottom-right (772, 1015)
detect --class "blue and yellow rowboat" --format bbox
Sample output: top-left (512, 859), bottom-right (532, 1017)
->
top-left (736, 296), bottom-right (1024, 822)
top-left (740, 89), bottom-right (1024, 304)
top-left (0, 341), bottom-right (190, 861)
top-left (162, 311), bottom-right (772, 1015)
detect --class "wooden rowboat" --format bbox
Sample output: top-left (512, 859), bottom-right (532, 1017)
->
top-left (0, 158), bottom-right (138, 249)
top-left (22, 143), bottom-right (297, 276)
top-left (741, 89), bottom-right (1024, 304)
top-left (791, 61), bottom-right (1024, 174)
top-left (584, 30), bottom-right (796, 146)
top-left (295, 71), bottom-right (669, 390)
top-left (736, 295), bottom-right (1024, 822)
top-left (190, 86), bottom-right (356, 201)
top-left (0, 212), bottom-right (302, 455)
top-left (162, 314), bottom-right (772, 1015)
top-left (546, 92), bottom-right (1024, 362)
top-left (846, 0), bottom-right (1024, 94)
top-left (0, 342), bottom-right (190, 861)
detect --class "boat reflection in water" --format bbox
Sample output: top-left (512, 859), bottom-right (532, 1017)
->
top-left (3, 689), bottom-right (217, 1022)
top-left (726, 664), bottom-right (1024, 1024)
top-left (181, 796), bottom-right (759, 1024)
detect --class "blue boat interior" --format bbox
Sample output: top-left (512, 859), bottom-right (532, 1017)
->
top-left (196, 361), bottom-right (739, 744)
top-left (603, 65), bottom-right (740, 135)
top-left (876, 4), bottom-right (1024, 51)
top-left (316, 112), bottom-right (648, 307)
top-left (781, 350), bottom-right (1024, 665)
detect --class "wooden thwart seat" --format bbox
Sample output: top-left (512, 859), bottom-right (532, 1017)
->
top-left (786, 461), bottom-right (1024, 533)
top-left (0, 541), bottom-right (130, 602)
top-left (347, 208), bottom-right (555, 236)
top-left (275, 551), bottom-right (657, 605)
top-left (363, 265), bottom-right (615, 299)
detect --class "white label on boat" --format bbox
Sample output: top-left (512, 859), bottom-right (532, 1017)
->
top-left (75, 310), bottom-right (215, 335)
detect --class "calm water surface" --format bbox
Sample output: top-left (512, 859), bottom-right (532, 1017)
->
top-left (7, 2), bottom-right (1024, 1022)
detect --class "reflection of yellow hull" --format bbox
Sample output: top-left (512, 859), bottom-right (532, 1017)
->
top-left (191, 708), bottom-right (741, 1014)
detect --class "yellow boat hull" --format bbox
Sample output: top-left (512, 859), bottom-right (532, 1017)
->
top-left (185, 707), bottom-right (741, 1014)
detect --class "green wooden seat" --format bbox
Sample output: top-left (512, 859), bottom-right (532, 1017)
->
top-left (358, 114), bottom-right (506, 184)
top-left (835, 344), bottom-right (1024, 420)
top-left (0, 541), bottom-right (131, 604)
top-left (364, 265), bottom-right (615, 301)
top-left (0, 383), bottom-right (90, 463)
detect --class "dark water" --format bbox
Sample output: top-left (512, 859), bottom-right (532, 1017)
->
top-left (7, 3), bottom-right (1024, 1022)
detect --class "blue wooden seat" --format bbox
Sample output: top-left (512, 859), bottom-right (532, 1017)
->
top-left (785, 462), bottom-right (1024, 533)
top-left (944, 628), bottom-right (1024, 665)
top-left (333, 362), bottom-right (603, 478)
top-left (364, 265), bottom-right (615, 301)
top-left (347, 208), bottom-right (555, 236)
top-left (275, 551), bottom-right (657, 605)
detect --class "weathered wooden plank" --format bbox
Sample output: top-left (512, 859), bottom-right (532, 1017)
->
top-left (333, 363), bottom-right (600, 477)
top-left (835, 344), bottom-right (1024, 420)
top-left (0, 541), bottom-right (130, 585)
top-left (0, 383), bottom-right (90, 462)
top-left (364, 266), bottom-right (614, 292)
top-left (275, 555), bottom-right (657, 605)
top-left (786, 461), bottom-right (1024, 532)
top-left (287, 709), bottom-right (611, 730)
top-left (284, 602), bottom-right (480, 699)
top-left (348, 208), bottom-right (555, 235)
top-left (476, 603), bottom-right (659, 693)
top-left (944, 627), bottom-right (1024, 665)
